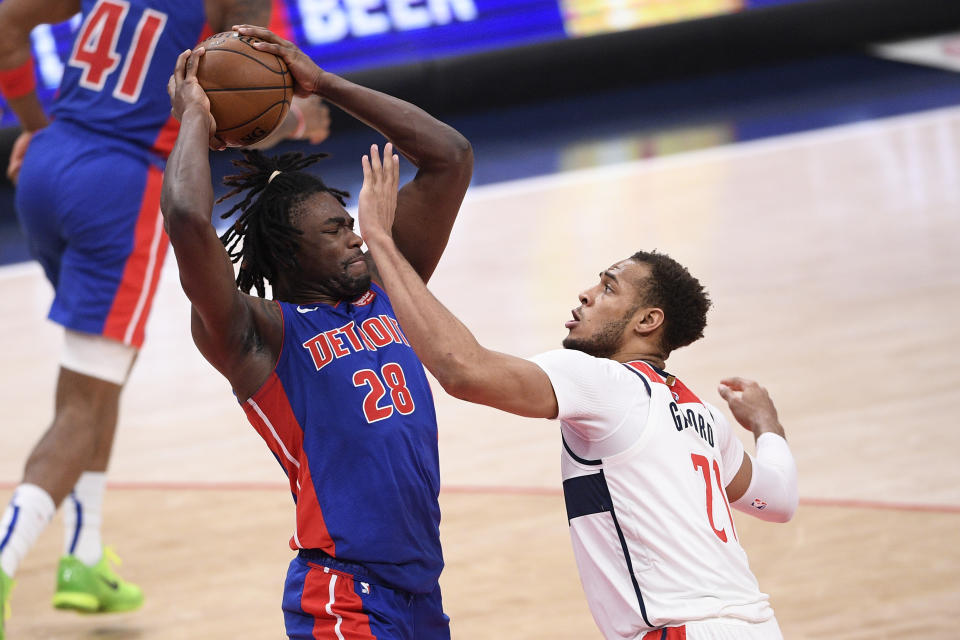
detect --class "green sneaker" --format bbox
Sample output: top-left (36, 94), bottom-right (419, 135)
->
top-left (1, 568), bottom-right (13, 640)
top-left (52, 547), bottom-right (143, 614)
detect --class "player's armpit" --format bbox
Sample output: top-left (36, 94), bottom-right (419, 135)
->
top-left (730, 434), bottom-right (798, 523)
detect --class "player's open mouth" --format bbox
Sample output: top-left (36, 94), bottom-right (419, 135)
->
top-left (565, 309), bottom-right (581, 329)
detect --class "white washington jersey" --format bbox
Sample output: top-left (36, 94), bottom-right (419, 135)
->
top-left (530, 349), bottom-right (775, 639)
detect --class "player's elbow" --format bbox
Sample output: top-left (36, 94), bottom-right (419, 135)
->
top-left (427, 128), bottom-right (474, 177)
top-left (161, 200), bottom-right (212, 242)
top-left (433, 358), bottom-right (487, 403)
top-left (451, 135), bottom-right (473, 180)
top-left (768, 495), bottom-right (797, 523)
top-left (448, 132), bottom-right (473, 167)
top-left (434, 365), bottom-right (475, 400)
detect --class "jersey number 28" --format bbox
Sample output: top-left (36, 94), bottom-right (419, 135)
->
top-left (353, 363), bottom-right (416, 423)
top-left (68, 0), bottom-right (168, 103)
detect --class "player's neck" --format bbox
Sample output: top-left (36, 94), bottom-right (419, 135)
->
top-left (611, 347), bottom-right (666, 370)
top-left (273, 281), bottom-right (350, 307)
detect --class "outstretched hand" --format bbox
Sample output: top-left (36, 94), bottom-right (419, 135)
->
top-left (717, 377), bottom-right (785, 438)
top-left (233, 25), bottom-right (324, 98)
top-left (358, 143), bottom-right (400, 242)
top-left (167, 48), bottom-right (224, 150)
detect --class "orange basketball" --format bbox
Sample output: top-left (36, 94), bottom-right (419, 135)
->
top-left (196, 32), bottom-right (293, 147)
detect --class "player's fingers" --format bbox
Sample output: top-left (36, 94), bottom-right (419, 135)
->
top-left (717, 383), bottom-right (735, 402)
top-left (389, 151), bottom-right (399, 189)
top-left (235, 25), bottom-right (293, 48)
top-left (174, 49), bottom-right (190, 84)
top-left (383, 142), bottom-right (394, 168)
top-left (185, 47), bottom-right (203, 80)
top-left (719, 376), bottom-right (752, 390)
top-left (369, 144), bottom-right (382, 175)
top-left (361, 154), bottom-right (371, 183)
top-left (249, 40), bottom-right (284, 58)
top-left (167, 74), bottom-right (175, 100)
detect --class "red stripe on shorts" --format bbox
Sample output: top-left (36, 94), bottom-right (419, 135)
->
top-left (302, 566), bottom-right (376, 639)
top-left (102, 164), bottom-right (168, 348)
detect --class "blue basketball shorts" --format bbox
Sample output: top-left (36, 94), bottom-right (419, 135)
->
top-left (15, 120), bottom-right (169, 348)
top-left (283, 550), bottom-right (450, 640)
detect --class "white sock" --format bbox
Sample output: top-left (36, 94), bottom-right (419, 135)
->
top-left (62, 472), bottom-right (106, 567)
top-left (0, 483), bottom-right (56, 577)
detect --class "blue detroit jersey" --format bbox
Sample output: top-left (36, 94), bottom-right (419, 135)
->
top-left (241, 283), bottom-right (444, 594)
top-left (52, 0), bottom-right (206, 156)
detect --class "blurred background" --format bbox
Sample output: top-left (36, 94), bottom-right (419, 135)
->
top-left (4, 0), bottom-right (960, 234)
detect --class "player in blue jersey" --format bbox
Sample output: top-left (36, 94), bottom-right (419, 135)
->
top-left (162, 27), bottom-right (472, 638)
top-left (0, 0), bottom-right (273, 635)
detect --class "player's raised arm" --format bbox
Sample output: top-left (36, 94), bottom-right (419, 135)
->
top-left (719, 377), bottom-right (798, 523)
top-left (236, 25), bottom-right (473, 284)
top-left (359, 145), bottom-right (557, 418)
top-left (161, 48), bottom-right (278, 393)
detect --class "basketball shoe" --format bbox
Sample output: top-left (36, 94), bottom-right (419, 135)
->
top-left (52, 546), bottom-right (143, 613)
top-left (1, 568), bottom-right (12, 640)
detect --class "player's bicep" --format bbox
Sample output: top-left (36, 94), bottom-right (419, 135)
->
top-left (725, 452), bottom-right (751, 503)
top-left (449, 351), bottom-right (559, 419)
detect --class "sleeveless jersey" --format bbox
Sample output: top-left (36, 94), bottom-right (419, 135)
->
top-left (52, 0), bottom-right (207, 158)
top-left (241, 284), bottom-right (444, 595)
top-left (531, 350), bottom-right (773, 639)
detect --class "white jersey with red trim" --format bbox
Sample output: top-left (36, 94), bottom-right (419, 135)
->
top-left (530, 349), bottom-right (776, 639)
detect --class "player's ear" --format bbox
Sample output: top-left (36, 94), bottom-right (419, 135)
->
top-left (632, 307), bottom-right (664, 337)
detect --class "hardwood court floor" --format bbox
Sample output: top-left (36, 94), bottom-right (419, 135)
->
top-left (2, 106), bottom-right (960, 638)
top-left (0, 490), bottom-right (957, 639)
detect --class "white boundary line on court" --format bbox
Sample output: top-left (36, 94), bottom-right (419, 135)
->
top-left (3, 103), bottom-right (959, 283)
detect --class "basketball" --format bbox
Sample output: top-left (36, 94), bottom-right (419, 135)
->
top-left (196, 32), bottom-right (293, 147)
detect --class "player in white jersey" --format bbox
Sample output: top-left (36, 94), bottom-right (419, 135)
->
top-left (354, 157), bottom-right (797, 640)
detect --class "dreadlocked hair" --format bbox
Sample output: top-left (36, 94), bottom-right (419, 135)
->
top-left (217, 149), bottom-right (350, 297)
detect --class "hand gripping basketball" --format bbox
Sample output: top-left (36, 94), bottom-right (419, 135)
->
top-left (168, 48), bottom-right (225, 151)
top-left (233, 25), bottom-right (325, 98)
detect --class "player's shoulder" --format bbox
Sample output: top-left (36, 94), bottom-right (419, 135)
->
top-left (531, 349), bottom-right (636, 380)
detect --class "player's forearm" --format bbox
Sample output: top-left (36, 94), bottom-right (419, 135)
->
top-left (0, 42), bottom-right (48, 131)
top-left (315, 72), bottom-right (471, 172)
top-left (364, 229), bottom-right (489, 391)
top-left (3, 92), bottom-right (49, 132)
top-left (161, 109), bottom-right (215, 230)
top-left (732, 434), bottom-right (798, 523)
